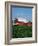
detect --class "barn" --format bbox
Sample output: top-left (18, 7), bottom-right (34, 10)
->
top-left (16, 21), bottom-right (32, 26)
top-left (12, 18), bottom-right (32, 26)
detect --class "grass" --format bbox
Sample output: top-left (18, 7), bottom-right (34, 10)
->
top-left (12, 25), bottom-right (32, 38)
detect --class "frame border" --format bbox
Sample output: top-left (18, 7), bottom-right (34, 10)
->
top-left (5, 1), bottom-right (37, 45)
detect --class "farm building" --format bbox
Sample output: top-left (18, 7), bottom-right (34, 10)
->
top-left (16, 21), bottom-right (32, 26)
top-left (12, 18), bottom-right (32, 26)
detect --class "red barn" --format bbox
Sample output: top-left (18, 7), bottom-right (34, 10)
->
top-left (16, 21), bottom-right (32, 26)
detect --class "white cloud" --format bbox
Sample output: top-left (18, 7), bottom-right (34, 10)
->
top-left (18, 17), bottom-right (28, 23)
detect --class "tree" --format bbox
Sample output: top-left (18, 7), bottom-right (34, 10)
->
top-left (28, 21), bottom-right (32, 23)
top-left (14, 18), bottom-right (18, 23)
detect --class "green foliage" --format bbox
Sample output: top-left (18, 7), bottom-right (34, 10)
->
top-left (12, 25), bottom-right (32, 38)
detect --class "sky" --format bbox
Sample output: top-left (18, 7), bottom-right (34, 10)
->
top-left (11, 6), bottom-right (32, 21)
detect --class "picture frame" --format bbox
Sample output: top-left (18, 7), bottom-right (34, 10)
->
top-left (5, 1), bottom-right (37, 44)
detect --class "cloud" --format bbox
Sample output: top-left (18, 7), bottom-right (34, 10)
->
top-left (17, 17), bottom-right (28, 23)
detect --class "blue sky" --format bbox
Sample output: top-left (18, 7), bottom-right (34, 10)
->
top-left (11, 6), bottom-right (32, 21)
